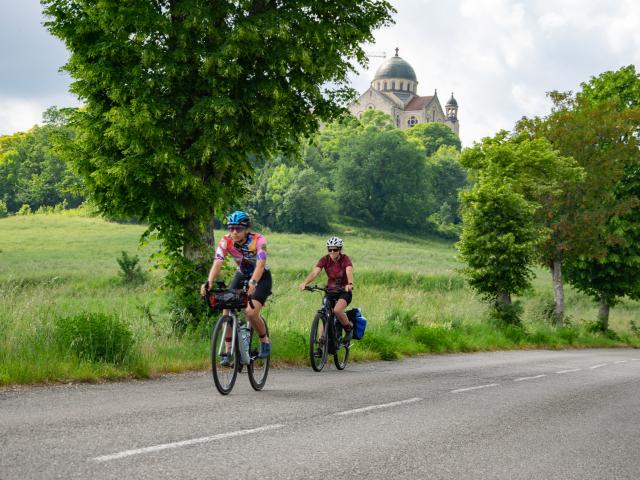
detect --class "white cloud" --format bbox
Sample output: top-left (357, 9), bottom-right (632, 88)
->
top-left (0, 97), bottom-right (44, 135)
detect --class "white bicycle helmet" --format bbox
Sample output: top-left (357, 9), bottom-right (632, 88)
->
top-left (326, 236), bottom-right (343, 248)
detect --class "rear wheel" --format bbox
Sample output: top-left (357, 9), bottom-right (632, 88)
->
top-left (211, 315), bottom-right (238, 395)
top-left (333, 319), bottom-right (350, 370)
top-left (248, 317), bottom-right (270, 391)
top-left (309, 313), bottom-right (328, 372)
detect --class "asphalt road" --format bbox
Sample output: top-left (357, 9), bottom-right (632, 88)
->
top-left (1, 349), bottom-right (639, 480)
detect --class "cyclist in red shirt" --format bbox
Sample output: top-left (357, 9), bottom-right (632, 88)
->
top-left (299, 236), bottom-right (354, 340)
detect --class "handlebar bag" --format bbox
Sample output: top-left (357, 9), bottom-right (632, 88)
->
top-left (208, 290), bottom-right (248, 310)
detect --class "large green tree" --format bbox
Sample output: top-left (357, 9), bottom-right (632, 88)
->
top-left (326, 111), bottom-right (433, 229)
top-left (405, 122), bottom-right (461, 156)
top-left (458, 131), bottom-right (580, 321)
top-left (562, 67), bottom-right (640, 329)
top-left (42, 0), bottom-right (394, 302)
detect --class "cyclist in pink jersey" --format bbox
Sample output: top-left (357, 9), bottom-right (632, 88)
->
top-left (299, 236), bottom-right (354, 341)
top-left (200, 211), bottom-right (271, 358)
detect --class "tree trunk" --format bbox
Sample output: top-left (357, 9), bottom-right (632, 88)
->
top-left (497, 291), bottom-right (512, 306)
top-left (551, 258), bottom-right (564, 326)
top-left (597, 292), bottom-right (610, 332)
top-left (184, 215), bottom-right (216, 269)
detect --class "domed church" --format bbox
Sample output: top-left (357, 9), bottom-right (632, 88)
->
top-left (349, 48), bottom-right (459, 135)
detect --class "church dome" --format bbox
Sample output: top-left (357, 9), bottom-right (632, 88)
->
top-left (373, 50), bottom-right (417, 82)
top-left (446, 93), bottom-right (458, 107)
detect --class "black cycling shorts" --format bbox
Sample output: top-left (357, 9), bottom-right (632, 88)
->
top-left (326, 290), bottom-right (352, 307)
top-left (229, 269), bottom-right (272, 305)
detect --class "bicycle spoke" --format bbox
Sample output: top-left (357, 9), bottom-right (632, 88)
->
top-left (211, 315), bottom-right (238, 395)
top-left (247, 318), bottom-right (270, 391)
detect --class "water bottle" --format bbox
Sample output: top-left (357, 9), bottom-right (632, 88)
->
top-left (239, 323), bottom-right (251, 365)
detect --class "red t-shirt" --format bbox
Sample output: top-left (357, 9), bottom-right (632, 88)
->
top-left (316, 254), bottom-right (353, 290)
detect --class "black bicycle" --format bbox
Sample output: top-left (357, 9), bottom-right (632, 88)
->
top-left (205, 282), bottom-right (270, 395)
top-left (304, 285), bottom-right (350, 372)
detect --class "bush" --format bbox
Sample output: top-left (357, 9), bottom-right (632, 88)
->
top-left (385, 307), bottom-right (418, 333)
top-left (489, 300), bottom-right (524, 326)
top-left (117, 251), bottom-right (146, 285)
top-left (17, 204), bottom-right (32, 215)
top-left (54, 312), bottom-right (135, 364)
top-left (0, 200), bottom-right (8, 218)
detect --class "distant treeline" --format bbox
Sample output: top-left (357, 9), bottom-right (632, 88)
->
top-left (1, 108), bottom-right (468, 240)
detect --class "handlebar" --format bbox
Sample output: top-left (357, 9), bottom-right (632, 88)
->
top-left (304, 285), bottom-right (346, 294)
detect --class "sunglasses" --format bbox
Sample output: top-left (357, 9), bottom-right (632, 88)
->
top-left (327, 248), bottom-right (341, 252)
top-left (227, 226), bottom-right (246, 233)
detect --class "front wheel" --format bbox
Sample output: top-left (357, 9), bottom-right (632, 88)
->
top-left (310, 313), bottom-right (328, 372)
top-left (211, 315), bottom-right (238, 395)
top-left (248, 317), bottom-right (270, 391)
top-left (333, 319), bottom-right (350, 370)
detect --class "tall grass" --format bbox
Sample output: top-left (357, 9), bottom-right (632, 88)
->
top-left (1, 213), bottom-right (638, 385)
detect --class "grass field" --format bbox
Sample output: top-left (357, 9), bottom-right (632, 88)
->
top-left (1, 212), bottom-right (638, 385)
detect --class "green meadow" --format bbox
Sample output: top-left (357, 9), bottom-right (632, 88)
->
top-left (1, 213), bottom-right (638, 385)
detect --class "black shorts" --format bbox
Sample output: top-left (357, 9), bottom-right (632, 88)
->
top-left (229, 270), bottom-right (272, 305)
top-left (326, 290), bottom-right (352, 307)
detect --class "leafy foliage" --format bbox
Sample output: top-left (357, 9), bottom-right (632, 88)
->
top-left (405, 121), bottom-right (461, 156)
top-left (116, 251), bottom-right (146, 285)
top-left (54, 312), bottom-right (135, 364)
top-left (41, 0), bottom-right (394, 313)
top-left (324, 111), bottom-right (434, 229)
top-left (0, 109), bottom-right (83, 214)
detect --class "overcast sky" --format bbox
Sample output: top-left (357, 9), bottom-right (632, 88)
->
top-left (1, 0), bottom-right (640, 146)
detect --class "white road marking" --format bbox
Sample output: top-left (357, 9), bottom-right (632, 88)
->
top-left (589, 364), bottom-right (608, 369)
top-left (91, 424), bottom-right (285, 462)
top-left (614, 360), bottom-right (628, 364)
top-left (335, 397), bottom-right (422, 416)
top-left (556, 368), bottom-right (582, 374)
top-left (451, 383), bottom-right (499, 394)
top-left (513, 374), bottom-right (547, 382)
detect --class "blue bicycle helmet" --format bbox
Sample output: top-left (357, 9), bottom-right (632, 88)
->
top-left (226, 210), bottom-right (251, 227)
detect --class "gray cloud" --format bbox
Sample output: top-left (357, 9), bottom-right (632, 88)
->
top-left (1, 0), bottom-right (639, 144)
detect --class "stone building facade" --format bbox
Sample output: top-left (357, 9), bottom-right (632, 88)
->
top-left (349, 48), bottom-right (459, 135)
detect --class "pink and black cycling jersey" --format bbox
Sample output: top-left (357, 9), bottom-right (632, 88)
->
top-left (215, 232), bottom-right (269, 276)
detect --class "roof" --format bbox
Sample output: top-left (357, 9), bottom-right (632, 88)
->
top-left (446, 93), bottom-right (458, 107)
top-left (405, 95), bottom-right (434, 111)
top-left (373, 51), bottom-right (417, 82)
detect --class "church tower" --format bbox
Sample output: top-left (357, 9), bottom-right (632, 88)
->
top-left (349, 48), bottom-right (460, 136)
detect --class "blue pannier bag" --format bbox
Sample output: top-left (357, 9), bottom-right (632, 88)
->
top-left (347, 308), bottom-right (367, 340)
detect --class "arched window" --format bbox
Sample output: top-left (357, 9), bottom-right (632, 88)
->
top-left (396, 115), bottom-right (400, 127)
top-left (400, 82), bottom-right (404, 91)
top-left (408, 116), bottom-right (418, 127)
top-left (384, 81), bottom-right (387, 90)
top-left (391, 81), bottom-right (395, 90)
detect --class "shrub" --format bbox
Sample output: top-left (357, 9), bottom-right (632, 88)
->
top-left (360, 331), bottom-right (399, 361)
top-left (117, 251), bottom-right (146, 285)
top-left (0, 200), bottom-right (8, 218)
top-left (489, 300), bottom-right (524, 326)
top-left (17, 204), bottom-right (32, 215)
top-left (54, 312), bottom-right (135, 364)
top-left (385, 307), bottom-right (418, 333)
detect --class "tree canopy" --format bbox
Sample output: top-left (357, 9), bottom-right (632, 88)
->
top-left (41, 0), bottom-right (394, 306)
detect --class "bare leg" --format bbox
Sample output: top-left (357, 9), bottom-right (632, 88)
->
top-left (245, 300), bottom-right (270, 343)
top-left (333, 299), bottom-right (351, 328)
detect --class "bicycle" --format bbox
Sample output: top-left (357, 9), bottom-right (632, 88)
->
top-left (304, 285), bottom-right (351, 372)
top-left (204, 281), bottom-right (270, 395)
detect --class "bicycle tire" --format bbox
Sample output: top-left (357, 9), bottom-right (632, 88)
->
top-left (309, 312), bottom-right (328, 372)
top-left (247, 317), bottom-right (270, 391)
top-left (211, 315), bottom-right (238, 395)
top-left (333, 318), bottom-right (350, 370)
